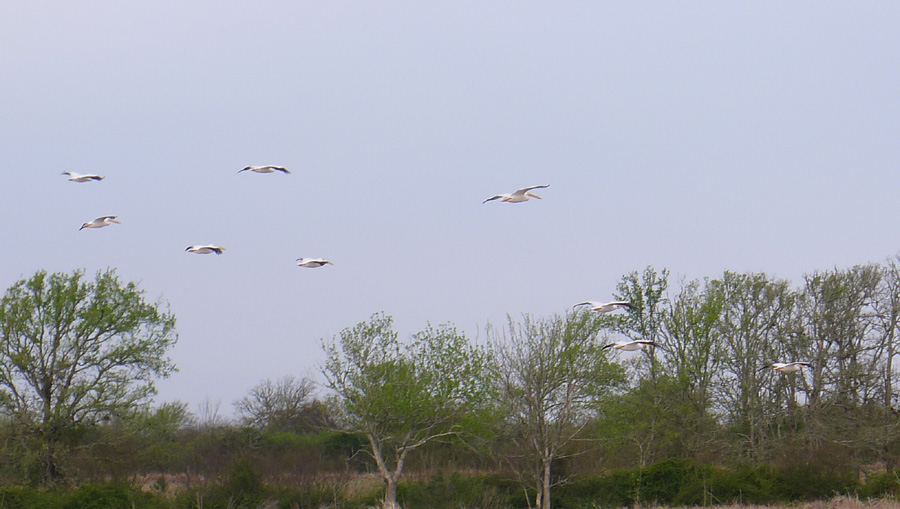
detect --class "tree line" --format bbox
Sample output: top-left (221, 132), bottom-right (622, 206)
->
top-left (1, 258), bottom-right (900, 508)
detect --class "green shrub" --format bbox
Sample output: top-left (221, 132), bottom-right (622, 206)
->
top-left (0, 486), bottom-right (65, 509)
top-left (553, 470), bottom-right (636, 508)
top-left (770, 463), bottom-right (857, 501)
top-left (700, 464), bottom-right (777, 505)
top-left (270, 483), bottom-right (344, 509)
top-left (859, 470), bottom-right (900, 499)
top-left (553, 459), bottom-right (860, 507)
top-left (398, 472), bottom-right (510, 509)
top-left (638, 458), bottom-right (697, 504)
top-left (221, 458), bottom-right (264, 508)
top-left (63, 483), bottom-right (162, 509)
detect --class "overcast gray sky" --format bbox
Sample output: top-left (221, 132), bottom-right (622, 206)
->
top-left (2, 2), bottom-right (899, 418)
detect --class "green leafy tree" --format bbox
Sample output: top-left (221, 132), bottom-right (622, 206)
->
top-left (0, 269), bottom-right (177, 483)
top-left (708, 271), bottom-right (797, 460)
top-left (614, 266), bottom-right (670, 382)
top-left (609, 268), bottom-right (720, 465)
top-left (321, 313), bottom-right (494, 509)
top-left (798, 263), bottom-right (900, 465)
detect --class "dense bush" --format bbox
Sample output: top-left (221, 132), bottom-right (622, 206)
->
top-left (398, 472), bottom-right (511, 509)
top-left (549, 459), bottom-right (863, 508)
top-left (0, 458), bottom-right (894, 508)
top-left (858, 470), bottom-right (900, 500)
top-left (0, 484), bottom-right (163, 509)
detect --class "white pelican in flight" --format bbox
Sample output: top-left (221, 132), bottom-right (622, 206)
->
top-left (238, 165), bottom-right (291, 174)
top-left (602, 340), bottom-right (663, 352)
top-left (297, 257), bottom-right (333, 268)
top-left (62, 171), bottom-right (104, 182)
top-left (574, 301), bottom-right (634, 313)
top-left (80, 216), bottom-right (120, 230)
top-left (186, 245), bottom-right (226, 255)
top-left (483, 184), bottom-right (549, 204)
top-left (761, 362), bottom-right (812, 373)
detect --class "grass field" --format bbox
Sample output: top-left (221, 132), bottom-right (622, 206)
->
top-left (647, 497), bottom-right (900, 509)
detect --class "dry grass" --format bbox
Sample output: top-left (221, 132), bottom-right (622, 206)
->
top-left (648, 496), bottom-right (900, 509)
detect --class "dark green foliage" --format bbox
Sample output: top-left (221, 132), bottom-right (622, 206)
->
top-left (63, 483), bottom-right (162, 509)
top-left (267, 483), bottom-right (345, 509)
top-left (220, 458), bottom-right (264, 508)
top-left (639, 458), bottom-right (703, 505)
top-left (319, 431), bottom-right (373, 471)
top-left (173, 460), bottom-right (265, 509)
top-left (0, 462), bottom-right (891, 509)
top-left (691, 464), bottom-right (776, 505)
top-left (0, 484), bottom-right (162, 509)
top-left (553, 469), bottom-right (636, 508)
top-left (550, 459), bottom-right (862, 508)
top-left (0, 486), bottom-right (65, 509)
top-left (859, 470), bottom-right (900, 499)
top-left (772, 463), bottom-right (857, 501)
top-left (397, 472), bottom-right (510, 509)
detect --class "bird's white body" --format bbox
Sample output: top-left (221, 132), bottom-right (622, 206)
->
top-left (603, 340), bottom-right (661, 351)
top-left (239, 165), bottom-right (290, 174)
top-left (186, 245), bottom-right (226, 255)
top-left (80, 216), bottom-right (120, 230)
top-left (297, 257), bottom-right (333, 268)
top-left (765, 362), bottom-right (812, 373)
top-left (62, 171), bottom-right (104, 182)
top-left (574, 300), bottom-right (633, 313)
top-left (483, 184), bottom-right (550, 204)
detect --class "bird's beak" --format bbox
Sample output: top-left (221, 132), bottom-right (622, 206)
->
top-left (526, 193), bottom-right (542, 199)
top-left (79, 224), bottom-right (86, 230)
top-left (110, 219), bottom-right (121, 224)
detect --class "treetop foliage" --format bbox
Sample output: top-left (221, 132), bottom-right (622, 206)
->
top-left (0, 268), bottom-right (177, 482)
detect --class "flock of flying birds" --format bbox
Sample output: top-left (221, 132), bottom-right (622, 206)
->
top-left (65, 167), bottom-right (332, 268)
top-left (63, 171), bottom-right (808, 375)
top-left (64, 171), bottom-right (551, 269)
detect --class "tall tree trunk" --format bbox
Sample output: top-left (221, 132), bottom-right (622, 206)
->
top-left (367, 436), bottom-right (400, 509)
top-left (41, 425), bottom-right (63, 484)
top-left (541, 457), bottom-right (552, 509)
top-left (384, 477), bottom-right (399, 509)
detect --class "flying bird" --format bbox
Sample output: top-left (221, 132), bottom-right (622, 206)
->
top-left (186, 245), bottom-right (226, 255)
top-left (238, 165), bottom-right (290, 174)
top-left (297, 257), bottom-right (333, 268)
top-left (760, 362), bottom-right (813, 373)
top-left (602, 340), bottom-right (664, 352)
top-left (62, 171), bottom-right (104, 182)
top-left (483, 184), bottom-right (549, 204)
top-left (79, 216), bottom-right (120, 230)
top-left (574, 301), bottom-right (634, 313)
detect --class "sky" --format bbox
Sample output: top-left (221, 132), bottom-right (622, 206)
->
top-left (2, 2), bottom-right (899, 419)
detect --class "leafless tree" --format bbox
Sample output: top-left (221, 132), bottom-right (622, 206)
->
top-left (235, 376), bottom-right (319, 431)
top-left (491, 312), bottom-right (624, 509)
